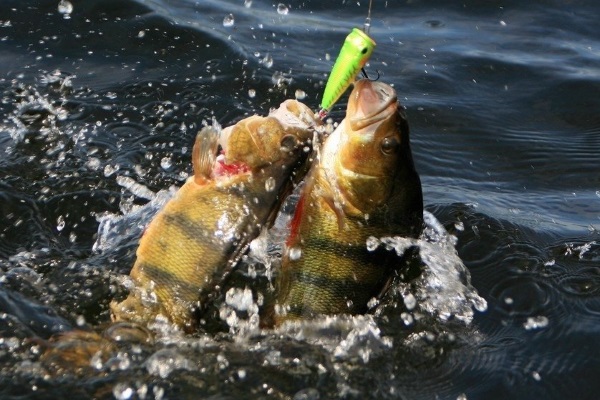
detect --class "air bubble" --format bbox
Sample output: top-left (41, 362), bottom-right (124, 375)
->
top-left (294, 89), bottom-right (306, 100)
top-left (248, 89), bottom-right (256, 98)
top-left (244, 0), bottom-right (252, 8)
top-left (223, 14), bottom-right (235, 27)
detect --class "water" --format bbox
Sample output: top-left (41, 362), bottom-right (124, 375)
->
top-left (1, 0), bottom-right (599, 399)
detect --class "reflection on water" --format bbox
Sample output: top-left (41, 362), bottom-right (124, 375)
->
top-left (1, 0), bottom-right (599, 399)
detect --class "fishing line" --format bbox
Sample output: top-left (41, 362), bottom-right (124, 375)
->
top-left (363, 0), bottom-right (373, 35)
top-left (361, 0), bottom-right (374, 79)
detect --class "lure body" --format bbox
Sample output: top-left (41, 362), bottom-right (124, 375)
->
top-left (319, 28), bottom-right (376, 117)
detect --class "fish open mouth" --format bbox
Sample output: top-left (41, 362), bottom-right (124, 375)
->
top-left (348, 79), bottom-right (398, 131)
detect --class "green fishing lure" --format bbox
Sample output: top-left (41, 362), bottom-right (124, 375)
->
top-left (319, 28), bottom-right (376, 118)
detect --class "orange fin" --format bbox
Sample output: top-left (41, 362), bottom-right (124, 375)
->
top-left (192, 126), bottom-right (220, 185)
top-left (287, 192), bottom-right (307, 247)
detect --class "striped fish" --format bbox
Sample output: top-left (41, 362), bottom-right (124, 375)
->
top-left (111, 100), bottom-right (321, 331)
top-left (269, 79), bottom-right (423, 325)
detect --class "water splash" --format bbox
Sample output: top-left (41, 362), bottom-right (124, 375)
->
top-left (278, 315), bottom-right (392, 364)
top-left (145, 348), bottom-right (193, 378)
top-left (92, 180), bottom-right (175, 254)
top-left (370, 211), bottom-right (487, 325)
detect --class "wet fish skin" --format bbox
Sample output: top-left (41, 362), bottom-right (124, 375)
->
top-left (271, 80), bottom-right (423, 325)
top-left (111, 100), bottom-right (321, 331)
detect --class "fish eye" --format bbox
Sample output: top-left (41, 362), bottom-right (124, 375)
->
top-left (380, 136), bottom-right (400, 155)
top-left (280, 134), bottom-right (298, 152)
top-left (361, 47), bottom-right (368, 54)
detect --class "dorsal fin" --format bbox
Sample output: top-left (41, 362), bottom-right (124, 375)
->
top-left (192, 126), bottom-right (220, 185)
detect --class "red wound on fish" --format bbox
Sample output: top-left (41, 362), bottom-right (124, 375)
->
top-left (213, 155), bottom-right (251, 177)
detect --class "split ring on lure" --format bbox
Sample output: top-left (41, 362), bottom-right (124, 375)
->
top-left (318, 28), bottom-right (376, 119)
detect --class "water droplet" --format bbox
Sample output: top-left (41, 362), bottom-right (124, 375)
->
top-left (262, 53), bottom-right (273, 68)
top-left (543, 259), bottom-right (555, 266)
top-left (403, 293), bottom-right (417, 310)
top-left (153, 386), bottom-right (165, 400)
top-left (103, 163), bottom-right (119, 177)
top-left (248, 88), bottom-right (256, 98)
top-left (86, 157), bottom-right (100, 170)
top-left (223, 14), bottom-right (235, 28)
top-left (160, 156), bottom-right (172, 170)
top-left (56, 215), bottom-right (66, 232)
top-left (294, 89), bottom-right (306, 100)
top-left (288, 247), bottom-right (302, 260)
top-left (58, 1), bottom-right (73, 17)
top-left (265, 176), bottom-right (276, 192)
top-left (401, 312), bottom-right (414, 326)
top-left (277, 3), bottom-right (289, 15)
top-left (112, 383), bottom-right (134, 400)
top-left (367, 297), bottom-right (379, 309)
top-left (272, 71), bottom-right (291, 86)
top-left (365, 236), bottom-right (380, 251)
top-left (244, 0), bottom-right (252, 8)
top-left (523, 315), bottom-right (549, 330)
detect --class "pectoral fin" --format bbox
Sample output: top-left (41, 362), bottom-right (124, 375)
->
top-left (193, 126), bottom-right (220, 185)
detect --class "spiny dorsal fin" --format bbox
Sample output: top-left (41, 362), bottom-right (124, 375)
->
top-left (193, 126), bottom-right (220, 185)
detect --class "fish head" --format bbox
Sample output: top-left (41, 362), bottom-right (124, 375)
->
top-left (218, 100), bottom-right (319, 176)
top-left (335, 79), bottom-right (414, 213)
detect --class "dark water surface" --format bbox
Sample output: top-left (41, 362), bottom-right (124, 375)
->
top-left (1, 0), bottom-right (599, 399)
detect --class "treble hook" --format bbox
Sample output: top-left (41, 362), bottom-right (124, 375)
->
top-left (360, 68), bottom-right (381, 81)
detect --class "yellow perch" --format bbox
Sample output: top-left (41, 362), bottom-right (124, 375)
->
top-left (111, 100), bottom-right (321, 331)
top-left (271, 79), bottom-right (423, 325)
